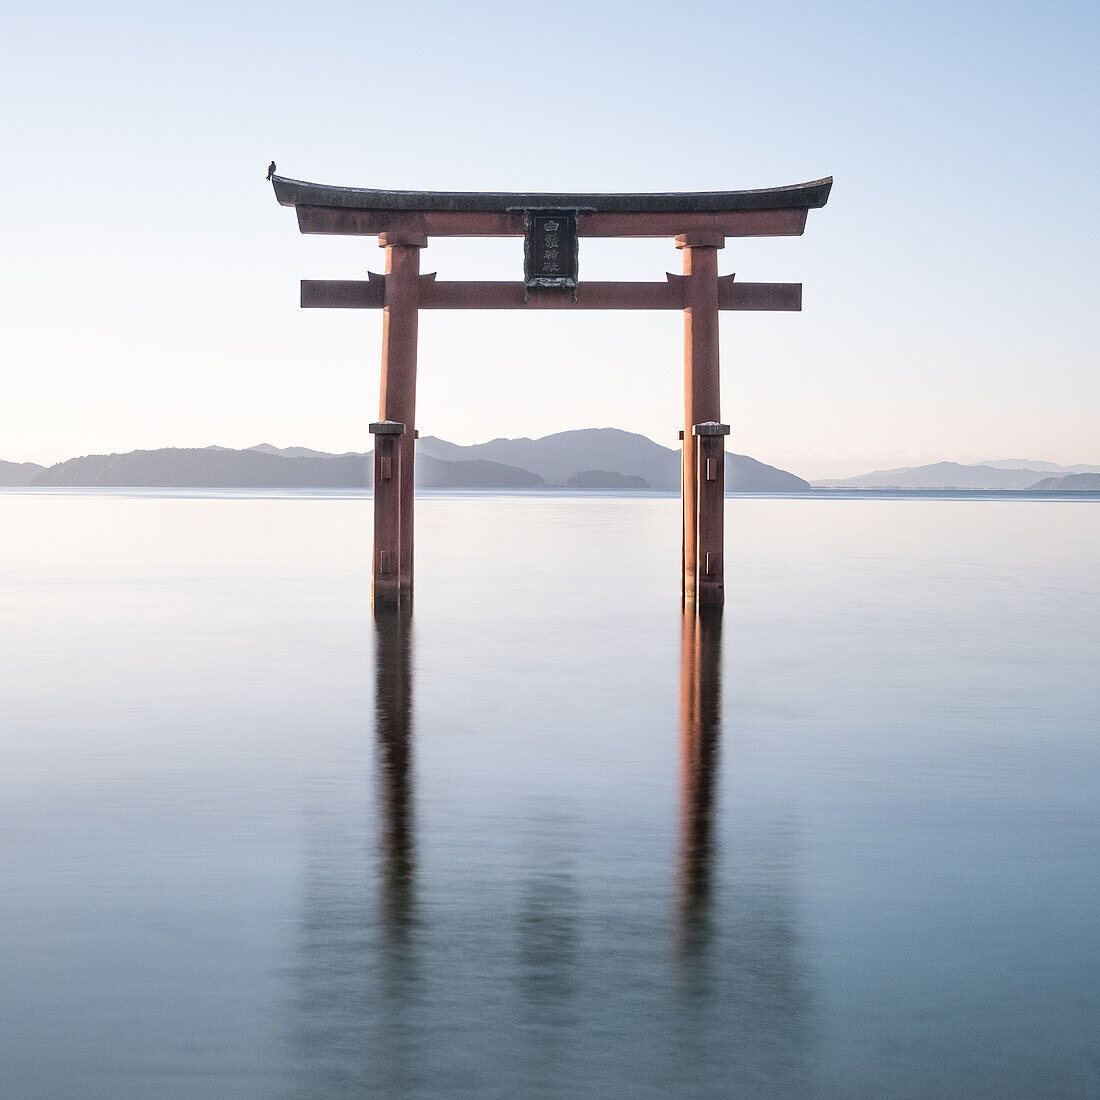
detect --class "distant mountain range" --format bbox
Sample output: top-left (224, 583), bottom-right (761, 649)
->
top-left (813, 460), bottom-right (1100, 491)
top-left (416, 429), bottom-right (807, 490)
top-left (1, 429), bottom-right (809, 491)
top-left (7, 436), bottom-right (1098, 492)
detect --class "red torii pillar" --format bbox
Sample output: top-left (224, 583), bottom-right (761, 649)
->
top-left (372, 233), bottom-right (424, 604)
top-left (679, 232), bottom-right (727, 607)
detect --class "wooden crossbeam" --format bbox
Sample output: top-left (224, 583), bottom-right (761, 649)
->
top-left (721, 281), bottom-right (802, 311)
top-left (300, 276), bottom-right (801, 311)
top-left (295, 206), bottom-right (809, 239)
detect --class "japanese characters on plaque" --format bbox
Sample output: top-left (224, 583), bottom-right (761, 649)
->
top-left (524, 211), bottom-right (578, 290)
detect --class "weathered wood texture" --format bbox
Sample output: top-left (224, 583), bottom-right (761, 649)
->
top-left (679, 239), bottom-right (722, 605)
top-left (274, 175), bottom-right (832, 213)
top-left (371, 430), bottom-right (403, 606)
top-left (301, 277), bottom-right (801, 312)
top-left (694, 430), bottom-right (727, 607)
top-left (377, 241), bottom-right (423, 605)
top-left (295, 206), bottom-right (810, 238)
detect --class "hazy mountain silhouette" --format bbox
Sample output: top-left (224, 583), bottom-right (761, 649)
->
top-left (250, 443), bottom-right (363, 459)
top-left (13, 441), bottom-right (1096, 492)
top-left (34, 449), bottom-right (372, 487)
top-left (566, 470), bottom-right (651, 489)
top-left (30, 448), bottom-right (542, 489)
top-left (815, 462), bottom-right (1064, 489)
top-left (11, 430), bottom-right (803, 490)
top-left (976, 459), bottom-right (1100, 474)
top-left (816, 457), bottom-right (1100, 489)
top-left (1028, 473), bottom-right (1100, 490)
top-left (723, 453), bottom-right (809, 491)
top-left (418, 428), bottom-right (679, 486)
top-left (0, 460), bottom-right (46, 485)
top-left (417, 428), bottom-right (809, 491)
top-left (417, 458), bottom-right (543, 488)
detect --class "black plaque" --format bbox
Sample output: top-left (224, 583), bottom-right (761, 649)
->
top-left (524, 211), bottom-right (578, 290)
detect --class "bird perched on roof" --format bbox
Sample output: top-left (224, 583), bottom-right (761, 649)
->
top-left (267, 161), bottom-right (276, 181)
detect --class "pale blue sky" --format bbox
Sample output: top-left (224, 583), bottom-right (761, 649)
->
top-left (2, 0), bottom-right (1096, 475)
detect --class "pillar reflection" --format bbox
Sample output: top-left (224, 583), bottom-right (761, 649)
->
top-left (677, 606), bottom-right (723, 953)
top-left (374, 606), bottom-right (416, 945)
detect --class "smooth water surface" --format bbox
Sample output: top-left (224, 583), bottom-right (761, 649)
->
top-left (2, 489), bottom-right (1098, 1097)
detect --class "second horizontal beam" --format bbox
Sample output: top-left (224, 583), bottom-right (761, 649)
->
top-left (300, 278), bottom-right (802, 311)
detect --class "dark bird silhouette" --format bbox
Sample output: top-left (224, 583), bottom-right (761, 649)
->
top-left (267, 161), bottom-right (276, 181)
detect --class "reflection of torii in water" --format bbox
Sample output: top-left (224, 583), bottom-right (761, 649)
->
top-left (370, 604), bottom-right (725, 950)
top-left (373, 607), bottom-right (415, 940)
top-left (677, 606), bottom-right (723, 953)
top-left (287, 607), bottom-right (811, 1092)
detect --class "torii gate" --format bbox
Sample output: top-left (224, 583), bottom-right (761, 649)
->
top-left (271, 175), bottom-right (832, 609)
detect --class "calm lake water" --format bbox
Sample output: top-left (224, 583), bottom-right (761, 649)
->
top-left (2, 488), bottom-right (1098, 1098)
